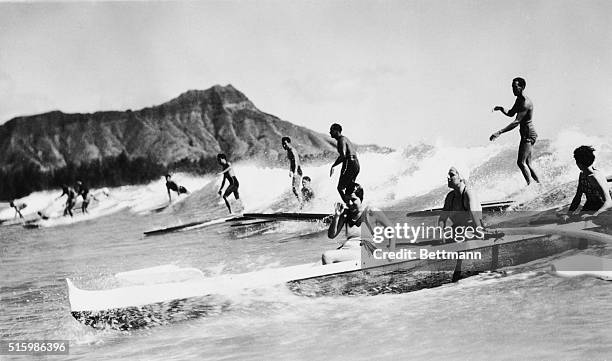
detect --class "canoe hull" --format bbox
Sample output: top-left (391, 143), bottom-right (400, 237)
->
top-left (70, 295), bottom-right (229, 330)
top-left (288, 233), bottom-right (590, 296)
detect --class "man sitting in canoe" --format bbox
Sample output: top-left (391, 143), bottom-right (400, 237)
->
top-left (300, 176), bottom-right (315, 205)
top-left (562, 146), bottom-right (612, 221)
top-left (323, 183), bottom-right (393, 264)
top-left (438, 167), bottom-right (485, 241)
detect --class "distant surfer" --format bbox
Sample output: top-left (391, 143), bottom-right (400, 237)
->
top-left (438, 167), bottom-right (485, 240)
top-left (323, 183), bottom-right (393, 264)
top-left (75, 181), bottom-right (91, 214)
top-left (562, 146), bottom-right (612, 221)
top-left (57, 184), bottom-right (77, 217)
top-left (281, 136), bottom-right (303, 204)
top-left (165, 174), bottom-right (189, 203)
top-left (9, 200), bottom-right (27, 218)
top-left (329, 123), bottom-right (360, 201)
top-left (490, 77), bottom-right (540, 185)
top-left (217, 154), bottom-right (241, 214)
top-left (301, 176), bottom-right (315, 205)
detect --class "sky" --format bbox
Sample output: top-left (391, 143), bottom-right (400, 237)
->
top-left (1, 0), bottom-right (611, 148)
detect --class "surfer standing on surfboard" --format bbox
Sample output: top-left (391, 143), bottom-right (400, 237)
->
top-left (490, 77), bottom-right (540, 186)
top-left (281, 136), bottom-right (303, 205)
top-left (164, 174), bottom-right (189, 203)
top-left (329, 123), bottom-right (360, 202)
top-left (438, 167), bottom-right (485, 240)
top-left (56, 184), bottom-right (77, 217)
top-left (75, 180), bottom-right (92, 214)
top-left (9, 200), bottom-right (26, 218)
top-left (217, 153), bottom-right (241, 214)
top-left (562, 146), bottom-right (612, 221)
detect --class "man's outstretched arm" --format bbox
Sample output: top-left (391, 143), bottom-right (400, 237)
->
top-left (490, 108), bottom-right (526, 140)
top-left (493, 99), bottom-right (519, 117)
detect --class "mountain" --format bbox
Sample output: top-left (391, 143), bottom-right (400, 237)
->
top-left (0, 84), bottom-right (371, 172)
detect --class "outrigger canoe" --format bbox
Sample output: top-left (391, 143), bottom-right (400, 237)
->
top-left (66, 210), bottom-right (612, 330)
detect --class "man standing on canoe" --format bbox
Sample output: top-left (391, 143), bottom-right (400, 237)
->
top-left (217, 153), bottom-right (241, 214)
top-left (329, 123), bottom-right (360, 202)
top-left (281, 136), bottom-right (303, 204)
top-left (438, 167), bottom-right (485, 241)
top-left (490, 77), bottom-right (540, 185)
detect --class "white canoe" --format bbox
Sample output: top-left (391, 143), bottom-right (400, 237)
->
top-left (67, 260), bottom-right (360, 313)
top-left (551, 254), bottom-right (612, 280)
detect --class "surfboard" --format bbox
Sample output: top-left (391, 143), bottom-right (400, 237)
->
top-left (551, 254), bottom-right (612, 280)
top-left (179, 216), bottom-right (237, 232)
top-left (405, 200), bottom-right (515, 217)
top-left (241, 212), bottom-right (330, 221)
top-left (230, 219), bottom-right (275, 227)
top-left (144, 215), bottom-right (241, 236)
top-left (144, 220), bottom-right (213, 236)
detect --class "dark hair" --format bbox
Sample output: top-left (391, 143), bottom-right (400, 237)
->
top-left (164, 174), bottom-right (171, 179)
top-left (303, 176), bottom-right (311, 182)
top-left (217, 153), bottom-right (227, 160)
top-left (513, 77), bottom-right (526, 89)
top-left (330, 123), bottom-right (342, 133)
top-left (349, 182), bottom-right (364, 202)
top-left (573, 145), bottom-right (596, 167)
top-left (281, 136), bottom-right (291, 144)
top-left (9, 200), bottom-right (14, 207)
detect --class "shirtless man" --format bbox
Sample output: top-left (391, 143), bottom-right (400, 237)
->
top-left (75, 181), bottom-right (91, 213)
top-left (281, 137), bottom-right (303, 203)
top-left (438, 167), bottom-right (485, 241)
top-left (329, 123), bottom-right (360, 202)
top-left (490, 77), bottom-right (540, 185)
top-left (164, 174), bottom-right (189, 203)
top-left (301, 176), bottom-right (315, 205)
top-left (563, 146), bottom-right (612, 221)
top-left (57, 184), bottom-right (77, 217)
top-left (217, 153), bottom-right (240, 214)
top-left (9, 200), bottom-right (27, 218)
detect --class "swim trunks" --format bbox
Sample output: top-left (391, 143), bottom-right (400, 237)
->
top-left (338, 156), bottom-right (360, 193)
top-left (519, 121), bottom-right (537, 144)
top-left (223, 176), bottom-right (240, 199)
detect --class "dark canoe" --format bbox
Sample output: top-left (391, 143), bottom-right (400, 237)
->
top-left (406, 200), bottom-right (515, 217)
top-left (287, 226), bottom-right (604, 297)
top-left (241, 212), bottom-right (331, 221)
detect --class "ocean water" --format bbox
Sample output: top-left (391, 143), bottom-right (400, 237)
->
top-left (1, 131), bottom-right (612, 360)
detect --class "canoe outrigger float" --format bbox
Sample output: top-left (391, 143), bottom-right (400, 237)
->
top-left (66, 212), bottom-right (612, 330)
